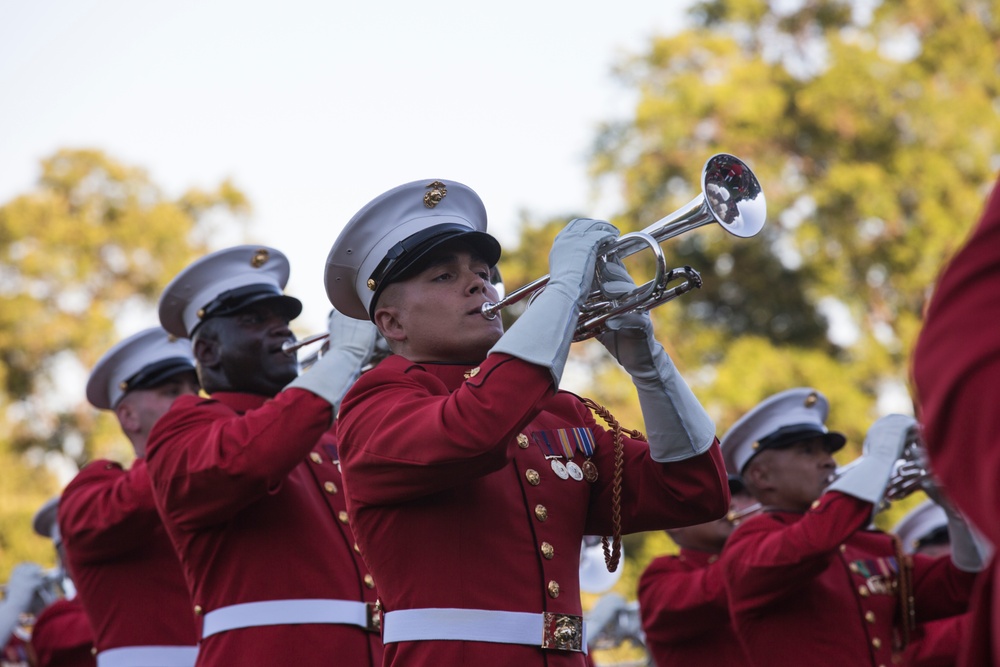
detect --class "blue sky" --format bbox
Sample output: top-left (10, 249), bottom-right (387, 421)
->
top-left (0, 0), bottom-right (694, 332)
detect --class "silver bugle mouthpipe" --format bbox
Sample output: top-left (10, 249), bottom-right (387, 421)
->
top-left (727, 503), bottom-right (763, 524)
top-left (281, 332), bottom-right (329, 356)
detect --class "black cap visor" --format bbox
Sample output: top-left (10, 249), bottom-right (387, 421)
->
top-left (193, 283), bottom-right (302, 334)
top-left (368, 223), bottom-right (501, 318)
top-left (117, 357), bottom-right (197, 406)
top-left (741, 424), bottom-right (846, 473)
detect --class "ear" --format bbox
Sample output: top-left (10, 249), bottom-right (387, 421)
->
top-left (743, 457), bottom-right (769, 490)
top-left (373, 306), bottom-right (406, 343)
top-left (194, 336), bottom-right (222, 369)
top-left (115, 401), bottom-right (140, 436)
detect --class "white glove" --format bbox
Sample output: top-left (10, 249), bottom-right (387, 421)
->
top-left (596, 261), bottom-right (715, 462)
top-left (0, 563), bottom-right (43, 646)
top-left (489, 218), bottom-right (618, 385)
top-left (826, 414), bottom-right (916, 513)
top-left (285, 309), bottom-right (378, 415)
top-left (918, 477), bottom-right (992, 572)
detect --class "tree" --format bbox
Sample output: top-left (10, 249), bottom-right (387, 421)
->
top-left (0, 149), bottom-right (249, 577)
top-left (590, 0), bottom-right (998, 493)
top-left (501, 0), bottom-right (999, 631)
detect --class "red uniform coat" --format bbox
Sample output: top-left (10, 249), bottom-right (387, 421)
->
top-left (722, 492), bottom-right (976, 667)
top-left (58, 458), bottom-right (198, 653)
top-left (913, 175), bottom-right (1000, 666)
top-left (28, 598), bottom-right (95, 667)
top-left (900, 614), bottom-right (967, 667)
top-left (638, 548), bottom-right (748, 666)
top-left (336, 353), bottom-right (730, 667)
top-left (145, 390), bottom-right (382, 667)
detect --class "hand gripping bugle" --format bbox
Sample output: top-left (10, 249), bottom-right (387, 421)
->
top-left (480, 153), bottom-right (767, 340)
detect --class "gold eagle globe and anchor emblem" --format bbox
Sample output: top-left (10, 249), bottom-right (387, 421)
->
top-left (423, 181), bottom-right (447, 208)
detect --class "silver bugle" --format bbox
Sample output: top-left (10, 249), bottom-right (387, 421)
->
top-left (480, 153), bottom-right (766, 340)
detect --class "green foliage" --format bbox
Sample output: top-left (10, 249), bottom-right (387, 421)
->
top-left (504, 0), bottom-right (999, 616)
top-left (0, 149), bottom-right (249, 578)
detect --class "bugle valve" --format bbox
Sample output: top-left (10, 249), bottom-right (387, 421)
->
top-left (481, 153), bottom-right (766, 340)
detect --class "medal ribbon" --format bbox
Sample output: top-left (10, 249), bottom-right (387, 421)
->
top-left (532, 432), bottom-right (559, 458)
top-left (534, 428), bottom-right (596, 459)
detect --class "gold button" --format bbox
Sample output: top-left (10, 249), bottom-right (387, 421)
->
top-left (839, 544), bottom-right (847, 553)
top-left (91, 647), bottom-right (97, 656)
top-left (547, 580), bottom-right (560, 598)
top-left (872, 637), bottom-right (882, 649)
top-left (310, 452), bottom-right (323, 464)
top-left (534, 504), bottom-right (548, 521)
top-left (708, 555), bottom-right (718, 564)
top-left (194, 605), bottom-right (203, 615)
top-left (865, 611), bottom-right (876, 623)
top-left (525, 469), bottom-right (540, 485)
top-left (364, 574), bottom-right (375, 589)
top-left (540, 542), bottom-right (554, 559)
top-left (338, 510), bottom-right (349, 523)
top-left (849, 563), bottom-right (860, 573)
top-left (804, 392), bottom-right (818, 407)
top-left (810, 500), bottom-right (820, 510)
top-left (517, 434), bottom-right (530, 449)
top-left (858, 586), bottom-right (869, 597)
top-left (324, 481), bottom-right (338, 494)
top-left (354, 543), bottom-right (361, 553)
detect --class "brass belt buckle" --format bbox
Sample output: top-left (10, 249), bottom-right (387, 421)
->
top-left (365, 601), bottom-right (382, 633)
top-left (541, 612), bottom-right (583, 652)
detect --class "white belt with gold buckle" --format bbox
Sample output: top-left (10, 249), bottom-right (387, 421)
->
top-left (96, 646), bottom-right (198, 667)
top-left (201, 599), bottom-right (380, 638)
top-left (382, 608), bottom-right (586, 653)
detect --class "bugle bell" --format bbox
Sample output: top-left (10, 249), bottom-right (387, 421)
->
top-left (480, 153), bottom-right (766, 340)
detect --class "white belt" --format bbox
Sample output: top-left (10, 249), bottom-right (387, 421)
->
top-left (201, 599), bottom-right (380, 638)
top-left (96, 646), bottom-right (198, 667)
top-left (383, 608), bottom-right (587, 653)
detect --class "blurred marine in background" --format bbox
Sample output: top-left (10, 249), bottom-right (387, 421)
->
top-left (58, 327), bottom-right (201, 667)
top-left (719, 388), bottom-right (984, 667)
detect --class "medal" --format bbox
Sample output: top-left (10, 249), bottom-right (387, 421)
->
top-left (566, 461), bottom-right (584, 481)
top-left (550, 458), bottom-right (569, 479)
top-left (582, 460), bottom-right (598, 483)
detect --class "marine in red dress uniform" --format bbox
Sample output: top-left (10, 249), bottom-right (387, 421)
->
top-left (146, 245), bottom-right (382, 666)
top-left (637, 475), bottom-right (755, 667)
top-left (28, 598), bottom-right (95, 667)
top-left (59, 328), bottom-right (201, 667)
top-left (892, 499), bottom-right (970, 667)
top-left (913, 175), bottom-right (1000, 667)
top-left (23, 500), bottom-right (95, 667)
top-left (718, 389), bottom-right (982, 667)
top-left (325, 179), bottom-right (730, 666)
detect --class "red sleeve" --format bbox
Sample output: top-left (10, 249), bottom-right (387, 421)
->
top-left (913, 176), bottom-right (1000, 544)
top-left (145, 388), bottom-right (332, 530)
top-left (338, 354), bottom-right (555, 504)
top-left (58, 460), bottom-right (158, 563)
top-left (638, 556), bottom-right (727, 642)
top-left (901, 614), bottom-right (968, 667)
top-left (723, 492), bottom-right (872, 606)
top-left (910, 554), bottom-right (979, 624)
